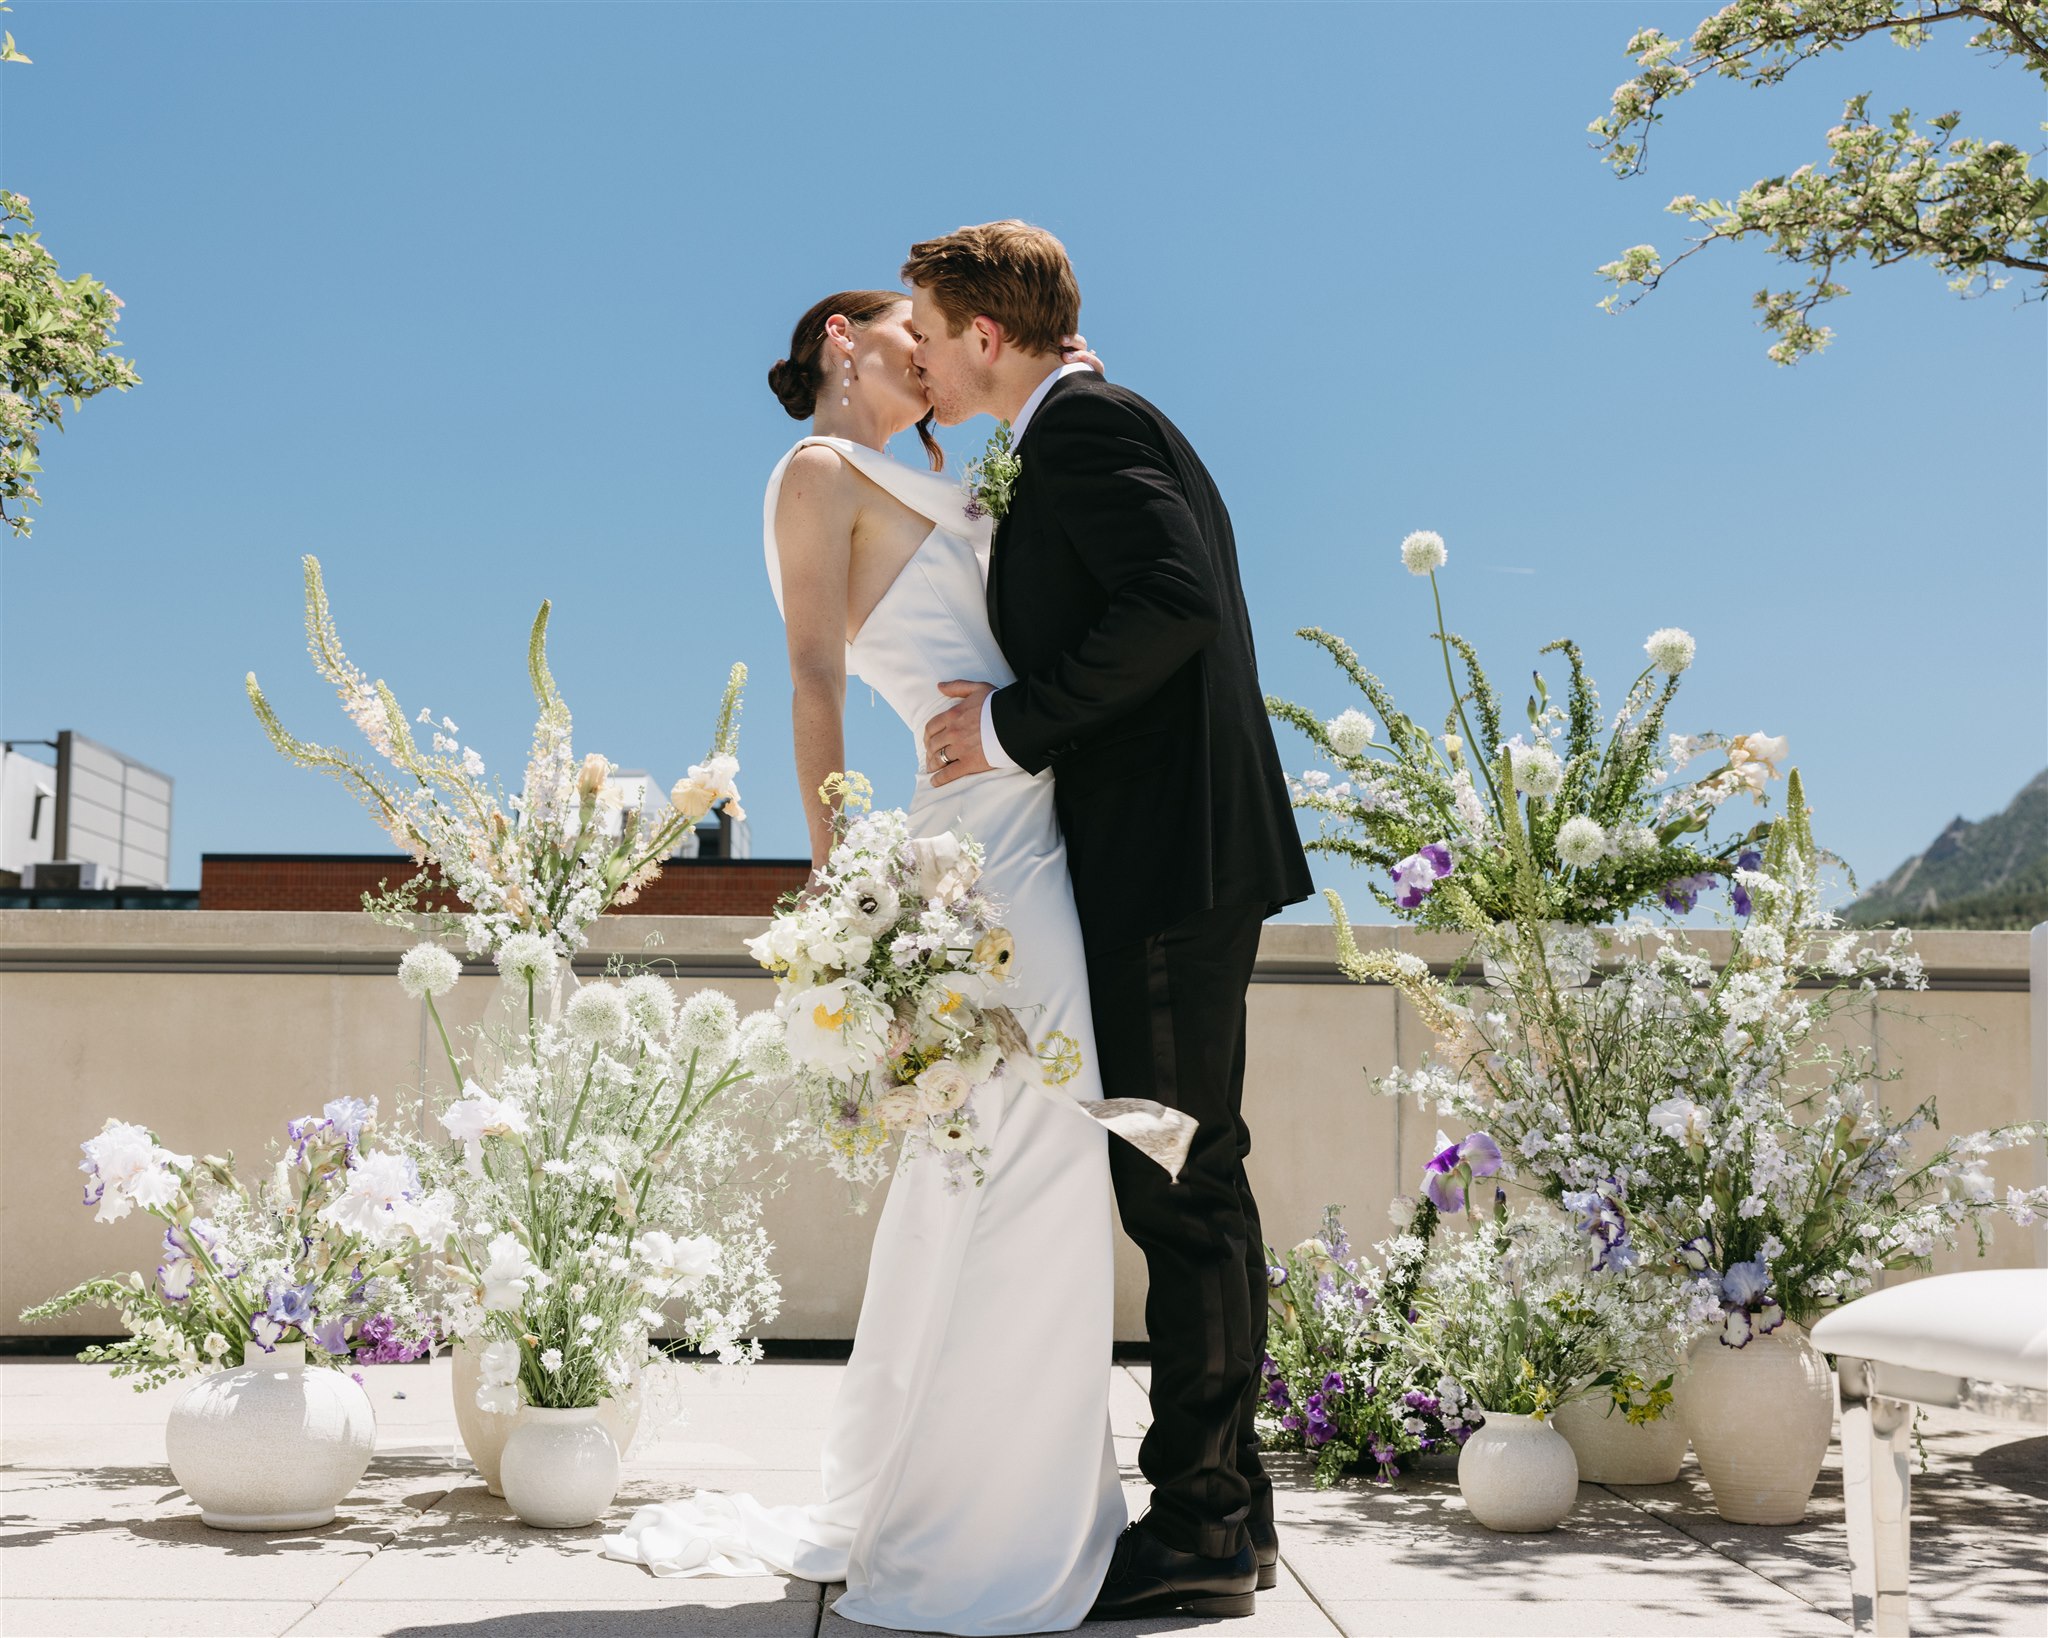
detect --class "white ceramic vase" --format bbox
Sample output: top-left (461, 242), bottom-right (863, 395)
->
top-left (452, 1337), bottom-right (643, 1496)
top-left (1680, 1323), bottom-right (1834, 1524)
top-left (164, 1342), bottom-right (375, 1530)
top-left (1553, 1396), bottom-right (1689, 1486)
top-left (1456, 1411), bottom-right (1580, 1532)
top-left (499, 1406), bottom-right (621, 1529)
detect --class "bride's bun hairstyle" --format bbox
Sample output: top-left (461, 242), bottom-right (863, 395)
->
top-left (769, 289), bottom-right (943, 470)
top-left (900, 221), bottom-right (1080, 357)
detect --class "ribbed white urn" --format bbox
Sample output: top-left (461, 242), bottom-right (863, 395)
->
top-left (500, 1406), bottom-right (621, 1528)
top-left (1553, 1396), bottom-right (1689, 1486)
top-left (1456, 1411), bottom-right (1580, 1532)
top-left (164, 1342), bottom-right (375, 1530)
top-left (1681, 1323), bottom-right (1834, 1524)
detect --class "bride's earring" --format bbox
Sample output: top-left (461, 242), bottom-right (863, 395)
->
top-left (841, 344), bottom-right (852, 407)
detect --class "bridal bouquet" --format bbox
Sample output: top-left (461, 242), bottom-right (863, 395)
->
top-left (745, 772), bottom-right (1076, 1194)
top-left (248, 554), bottom-right (748, 961)
top-left (1267, 530), bottom-right (1789, 949)
top-left (21, 1105), bottom-right (441, 1387)
top-left (1375, 779), bottom-right (2048, 1343)
top-left (392, 939), bottom-right (785, 1410)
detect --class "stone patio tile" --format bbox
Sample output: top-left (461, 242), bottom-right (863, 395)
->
top-left (1, 1599), bottom-right (314, 1637)
top-left (0, 1509), bottom-right (382, 1603)
top-left (332, 1484), bottom-right (813, 1605)
top-left (819, 1594), bottom-right (1340, 1637)
top-left (1323, 1598), bottom-right (1846, 1637)
top-left (1109, 1366), bottom-right (1154, 1439)
top-left (287, 1599), bottom-right (822, 1636)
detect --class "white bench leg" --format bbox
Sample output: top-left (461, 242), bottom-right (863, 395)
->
top-left (1840, 1359), bottom-right (1913, 1636)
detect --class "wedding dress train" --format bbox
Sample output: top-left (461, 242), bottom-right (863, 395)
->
top-left (601, 437), bottom-right (1126, 1634)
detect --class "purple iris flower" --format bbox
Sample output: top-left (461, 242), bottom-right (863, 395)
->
top-left (263, 1281), bottom-right (318, 1332)
top-left (78, 1146), bottom-right (105, 1208)
top-left (1676, 1232), bottom-right (1716, 1274)
top-left (1423, 1136), bottom-right (1468, 1214)
top-left (1659, 872), bottom-right (1718, 914)
top-left (1563, 1178), bottom-right (1636, 1273)
top-left (1720, 1258), bottom-right (1773, 1309)
top-left (1460, 1132), bottom-right (1503, 1179)
top-left (310, 1317), bottom-right (352, 1356)
top-left (322, 1097), bottom-right (375, 1148)
top-left (1266, 1262), bottom-right (1288, 1287)
top-left (1730, 849), bottom-right (1764, 918)
top-left (1391, 842), bottom-right (1455, 909)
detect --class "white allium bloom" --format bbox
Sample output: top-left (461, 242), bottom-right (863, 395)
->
top-left (622, 975), bottom-right (677, 1037)
top-left (1325, 709), bottom-right (1376, 758)
top-left (494, 931), bottom-right (557, 987)
top-left (1507, 740), bottom-right (1564, 799)
top-left (676, 988), bottom-right (741, 1051)
top-left (398, 942), bottom-right (461, 1000)
top-left (1644, 627), bottom-right (1696, 675)
top-left (565, 982), bottom-right (631, 1046)
top-left (1555, 815), bottom-right (1608, 869)
top-left (734, 1011), bottom-right (792, 1077)
top-left (1400, 530), bottom-right (1447, 575)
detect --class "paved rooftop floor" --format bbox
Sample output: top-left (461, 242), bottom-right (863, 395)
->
top-left (0, 1357), bottom-right (2041, 1637)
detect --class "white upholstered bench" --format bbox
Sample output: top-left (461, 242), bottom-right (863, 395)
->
top-left (1810, 1268), bottom-right (2048, 1636)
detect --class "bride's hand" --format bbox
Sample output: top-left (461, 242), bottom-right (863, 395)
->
top-left (1060, 334), bottom-right (1105, 378)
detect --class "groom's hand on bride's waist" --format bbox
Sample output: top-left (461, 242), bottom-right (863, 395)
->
top-left (925, 680), bottom-right (997, 787)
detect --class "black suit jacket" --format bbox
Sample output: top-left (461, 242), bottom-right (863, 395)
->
top-left (985, 372), bottom-right (1314, 944)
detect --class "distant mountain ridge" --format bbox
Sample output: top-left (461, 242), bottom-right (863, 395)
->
top-left (1847, 769), bottom-right (2048, 930)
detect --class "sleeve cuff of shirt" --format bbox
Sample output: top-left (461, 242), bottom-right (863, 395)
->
top-left (980, 693), bottom-right (1020, 773)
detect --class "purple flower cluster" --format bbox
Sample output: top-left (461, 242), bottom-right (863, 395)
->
top-left (1729, 849), bottom-right (1763, 918)
top-left (1658, 873), bottom-right (1718, 914)
top-left (1390, 842), bottom-right (1454, 910)
top-left (353, 1313), bottom-right (432, 1364)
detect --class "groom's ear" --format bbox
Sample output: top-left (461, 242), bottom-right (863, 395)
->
top-left (969, 315), bottom-right (1003, 361)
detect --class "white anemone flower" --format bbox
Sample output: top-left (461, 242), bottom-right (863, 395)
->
top-left (1643, 627), bottom-right (1696, 675)
top-left (1325, 709), bottom-right (1376, 759)
top-left (1555, 815), bottom-right (1607, 869)
top-left (398, 942), bottom-right (461, 1000)
top-left (782, 980), bottom-right (888, 1076)
top-left (1400, 530), bottom-right (1447, 575)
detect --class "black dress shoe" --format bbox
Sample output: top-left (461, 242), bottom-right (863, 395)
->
top-left (1249, 1518), bottom-right (1279, 1592)
top-left (1087, 1524), bottom-right (1258, 1621)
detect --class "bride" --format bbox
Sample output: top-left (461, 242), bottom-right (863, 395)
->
top-left (602, 292), bottom-right (1125, 1634)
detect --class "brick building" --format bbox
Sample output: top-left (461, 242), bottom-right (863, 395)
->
top-left (195, 853), bottom-right (808, 917)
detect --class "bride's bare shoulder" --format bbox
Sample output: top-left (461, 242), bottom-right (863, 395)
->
top-left (775, 443), bottom-right (855, 521)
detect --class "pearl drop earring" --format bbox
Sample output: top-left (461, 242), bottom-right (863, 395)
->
top-left (841, 345), bottom-right (852, 407)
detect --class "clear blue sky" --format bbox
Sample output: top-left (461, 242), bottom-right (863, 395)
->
top-left (4, 1), bottom-right (2042, 916)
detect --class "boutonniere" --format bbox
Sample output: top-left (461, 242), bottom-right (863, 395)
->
top-left (963, 421), bottom-right (1021, 523)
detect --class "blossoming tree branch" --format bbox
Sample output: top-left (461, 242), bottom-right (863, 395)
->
top-left (1591, 0), bottom-right (2048, 362)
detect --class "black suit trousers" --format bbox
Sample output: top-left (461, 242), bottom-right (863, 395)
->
top-left (1087, 900), bottom-right (1272, 1560)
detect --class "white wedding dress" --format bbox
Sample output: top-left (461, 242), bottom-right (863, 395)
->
top-left (602, 436), bottom-right (1126, 1634)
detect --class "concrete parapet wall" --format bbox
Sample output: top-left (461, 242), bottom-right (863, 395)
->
top-left (2, 911), bottom-right (2037, 1342)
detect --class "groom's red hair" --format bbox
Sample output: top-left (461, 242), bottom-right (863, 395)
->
top-left (902, 221), bottom-right (1080, 357)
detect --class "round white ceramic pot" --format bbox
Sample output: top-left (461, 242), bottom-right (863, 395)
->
top-left (1456, 1411), bottom-right (1580, 1532)
top-left (453, 1338), bottom-right (644, 1496)
top-left (499, 1406), bottom-right (621, 1529)
top-left (164, 1342), bottom-right (375, 1530)
top-left (1553, 1395), bottom-right (1689, 1486)
top-left (1681, 1322), bottom-right (1834, 1524)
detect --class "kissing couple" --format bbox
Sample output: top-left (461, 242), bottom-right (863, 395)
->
top-left (605, 220), bottom-right (1314, 1632)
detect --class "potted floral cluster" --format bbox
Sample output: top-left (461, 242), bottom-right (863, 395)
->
top-left (1271, 534), bottom-right (2048, 1525)
top-left (22, 1102), bottom-right (441, 1529)
top-left (247, 557), bottom-right (788, 1527)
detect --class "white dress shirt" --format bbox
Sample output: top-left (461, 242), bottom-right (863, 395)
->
top-left (976, 361), bottom-right (1098, 772)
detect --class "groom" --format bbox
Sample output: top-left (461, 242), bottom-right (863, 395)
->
top-left (907, 221), bottom-right (1314, 1621)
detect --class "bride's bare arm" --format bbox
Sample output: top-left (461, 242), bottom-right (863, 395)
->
top-left (776, 447), bottom-right (859, 870)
